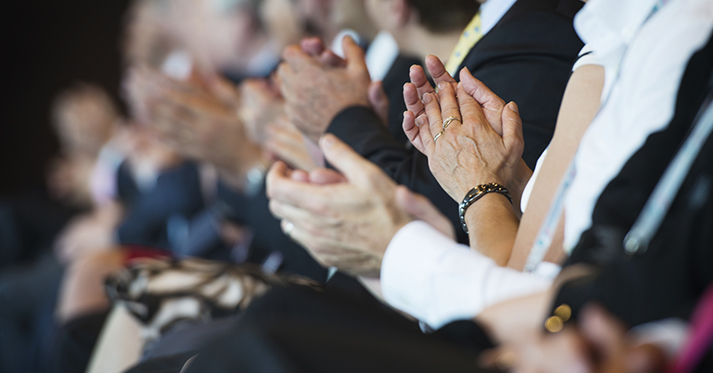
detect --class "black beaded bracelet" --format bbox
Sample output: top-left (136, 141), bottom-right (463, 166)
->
top-left (458, 183), bottom-right (512, 234)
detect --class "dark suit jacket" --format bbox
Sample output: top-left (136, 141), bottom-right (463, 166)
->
top-left (327, 0), bottom-right (584, 243)
top-left (116, 161), bottom-right (205, 250)
top-left (555, 31), bottom-right (713, 335)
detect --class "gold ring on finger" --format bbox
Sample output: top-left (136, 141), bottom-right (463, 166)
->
top-left (442, 116), bottom-right (461, 130)
top-left (434, 131), bottom-right (445, 142)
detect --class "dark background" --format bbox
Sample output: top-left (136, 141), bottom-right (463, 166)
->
top-left (1, 1), bottom-right (129, 196)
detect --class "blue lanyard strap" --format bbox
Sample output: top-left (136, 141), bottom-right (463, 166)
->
top-left (624, 88), bottom-right (713, 255)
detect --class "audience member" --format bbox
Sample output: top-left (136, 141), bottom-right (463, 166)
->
top-left (7, 0), bottom-right (713, 372)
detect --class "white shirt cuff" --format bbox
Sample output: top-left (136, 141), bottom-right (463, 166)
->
top-left (381, 221), bottom-right (554, 329)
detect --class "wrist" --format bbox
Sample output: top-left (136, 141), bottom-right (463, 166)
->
top-left (459, 183), bottom-right (513, 234)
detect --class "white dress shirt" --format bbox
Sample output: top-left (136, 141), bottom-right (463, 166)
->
top-left (563, 0), bottom-right (713, 250)
top-left (380, 0), bottom-right (713, 329)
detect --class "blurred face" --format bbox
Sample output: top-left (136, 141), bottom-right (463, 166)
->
top-left (175, 0), bottom-right (257, 70)
top-left (56, 95), bottom-right (116, 156)
top-left (260, 0), bottom-right (304, 50)
top-left (366, 0), bottom-right (392, 32)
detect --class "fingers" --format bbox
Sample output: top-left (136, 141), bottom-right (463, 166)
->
top-left (425, 55), bottom-right (456, 88)
top-left (343, 36), bottom-right (369, 77)
top-left (266, 161), bottom-right (315, 208)
top-left (502, 102), bottom-right (524, 155)
top-left (290, 169), bottom-right (310, 182)
top-left (318, 50), bottom-right (347, 68)
top-left (402, 110), bottom-right (426, 154)
top-left (309, 168), bottom-right (347, 185)
top-left (318, 134), bottom-right (375, 186)
top-left (459, 67), bottom-right (505, 109)
top-left (368, 81), bottom-right (389, 124)
top-left (459, 67), bottom-right (506, 134)
top-left (281, 44), bottom-right (319, 73)
top-left (403, 82), bottom-right (424, 117)
top-left (300, 37), bottom-right (327, 56)
top-left (300, 36), bottom-right (345, 67)
top-left (409, 64), bottom-right (435, 100)
top-left (456, 83), bottom-right (490, 135)
top-left (417, 110), bottom-right (436, 154)
top-left (434, 81), bottom-right (462, 142)
top-left (422, 91), bottom-right (444, 148)
top-left (395, 186), bottom-right (455, 239)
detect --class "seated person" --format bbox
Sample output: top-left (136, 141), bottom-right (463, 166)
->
top-left (277, 0), bottom-right (585, 244)
top-left (182, 8), bottom-right (713, 372)
top-left (267, 0), bottom-right (713, 326)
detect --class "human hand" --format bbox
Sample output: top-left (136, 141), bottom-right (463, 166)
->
top-left (298, 38), bottom-right (388, 125)
top-left (508, 305), bottom-right (667, 373)
top-left (266, 134), bottom-right (453, 277)
top-left (414, 74), bottom-right (524, 204)
top-left (238, 77), bottom-right (285, 145)
top-left (126, 66), bottom-right (263, 179)
top-left (264, 116), bottom-right (321, 171)
top-left (278, 36), bottom-right (371, 142)
top-left (403, 55), bottom-right (507, 154)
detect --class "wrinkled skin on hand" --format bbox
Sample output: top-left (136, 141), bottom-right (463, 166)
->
top-left (278, 36), bottom-right (371, 142)
top-left (266, 134), bottom-right (454, 277)
top-left (402, 56), bottom-right (531, 206)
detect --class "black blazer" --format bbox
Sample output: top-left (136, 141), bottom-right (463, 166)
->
top-left (555, 31), bottom-right (713, 331)
top-left (327, 0), bottom-right (584, 243)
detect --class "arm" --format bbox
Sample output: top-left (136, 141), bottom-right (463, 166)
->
top-left (507, 64), bottom-right (605, 270)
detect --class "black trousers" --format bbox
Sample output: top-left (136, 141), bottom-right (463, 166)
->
top-left (184, 274), bottom-right (499, 373)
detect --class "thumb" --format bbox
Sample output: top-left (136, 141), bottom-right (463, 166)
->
top-left (343, 36), bottom-right (369, 76)
top-left (319, 133), bottom-right (374, 185)
top-left (395, 186), bottom-right (455, 239)
top-left (502, 101), bottom-right (524, 154)
top-left (368, 81), bottom-right (389, 125)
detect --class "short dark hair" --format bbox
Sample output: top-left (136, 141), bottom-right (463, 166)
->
top-left (407, 0), bottom-right (480, 33)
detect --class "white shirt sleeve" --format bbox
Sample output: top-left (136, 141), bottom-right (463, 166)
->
top-left (380, 221), bottom-right (558, 329)
top-left (572, 44), bottom-right (600, 71)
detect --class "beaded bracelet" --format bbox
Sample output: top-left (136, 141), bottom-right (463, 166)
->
top-left (458, 183), bottom-right (512, 234)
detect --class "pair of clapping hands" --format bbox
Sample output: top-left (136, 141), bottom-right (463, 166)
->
top-left (123, 64), bottom-right (320, 189)
top-left (269, 36), bottom-right (529, 277)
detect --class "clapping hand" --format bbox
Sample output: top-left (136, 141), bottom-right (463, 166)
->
top-left (266, 134), bottom-right (454, 277)
top-left (402, 56), bottom-right (531, 206)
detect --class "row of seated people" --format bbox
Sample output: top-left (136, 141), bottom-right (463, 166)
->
top-left (2, 0), bottom-right (713, 372)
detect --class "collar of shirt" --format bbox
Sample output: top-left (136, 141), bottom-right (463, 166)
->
top-left (365, 31), bottom-right (400, 82)
top-left (575, 0), bottom-right (663, 100)
top-left (480, 0), bottom-right (517, 36)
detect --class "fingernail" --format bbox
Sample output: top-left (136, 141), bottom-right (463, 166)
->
top-left (320, 134), bottom-right (335, 148)
top-left (508, 102), bottom-right (519, 113)
top-left (438, 81), bottom-right (447, 91)
top-left (423, 93), bottom-right (433, 104)
top-left (416, 116), bottom-right (425, 127)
